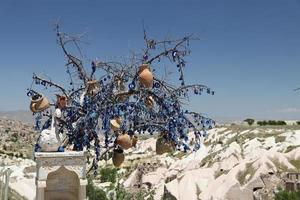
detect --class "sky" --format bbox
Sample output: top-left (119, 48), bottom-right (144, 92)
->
top-left (0, 0), bottom-right (300, 121)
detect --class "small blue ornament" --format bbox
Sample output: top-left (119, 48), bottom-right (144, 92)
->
top-left (57, 146), bottom-right (65, 152)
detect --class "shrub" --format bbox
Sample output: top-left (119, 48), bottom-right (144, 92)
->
top-left (289, 159), bottom-right (300, 171)
top-left (275, 190), bottom-right (300, 200)
top-left (99, 167), bottom-right (118, 183)
top-left (275, 136), bottom-right (286, 143)
top-left (285, 145), bottom-right (300, 153)
top-left (244, 118), bottom-right (255, 126)
top-left (86, 177), bottom-right (108, 200)
top-left (214, 169), bottom-right (229, 179)
top-left (257, 120), bottom-right (287, 126)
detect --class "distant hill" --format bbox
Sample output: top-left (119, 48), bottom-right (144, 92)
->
top-left (0, 110), bottom-right (33, 124)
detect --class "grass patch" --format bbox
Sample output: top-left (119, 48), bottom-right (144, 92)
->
top-left (200, 150), bottom-right (221, 167)
top-left (271, 158), bottom-right (289, 172)
top-left (99, 167), bottom-right (118, 183)
top-left (236, 162), bottom-right (255, 186)
top-left (285, 145), bottom-right (300, 153)
top-left (214, 169), bottom-right (230, 179)
top-left (87, 177), bottom-right (108, 200)
top-left (275, 136), bottom-right (286, 143)
top-left (173, 151), bottom-right (186, 159)
top-left (275, 189), bottom-right (300, 200)
top-left (289, 159), bottom-right (300, 172)
top-left (257, 138), bottom-right (265, 143)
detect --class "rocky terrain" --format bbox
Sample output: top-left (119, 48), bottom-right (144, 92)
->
top-left (98, 124), bottom-right (300, 200)
top-left (1, 118), bottom-right (300, 200)
top-left (0, 118), bottom-right (37, 159)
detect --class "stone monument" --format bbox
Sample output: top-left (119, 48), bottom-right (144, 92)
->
top-left (35, 151), bottom-right (87, 200)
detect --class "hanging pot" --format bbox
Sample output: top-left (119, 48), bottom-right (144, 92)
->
top-left (145, 96), bottom-right (154, 108)
top-left (116, 133), bottom-right (132, 150)
top-left (156, 137), bottom-right (174, 155)
top-left (30, 94), bottom-right (50, 113)
top-left (131, 135), bottom-right (138, 147)
top-left (110, 118), bottom-right (121, 131)
top-left (87, 80), bottom-right (100, 95)
top-left (56, 95), bottom-right (67, 109)
top-left (112, 148), bottom-right (125, 167)
top-left (139, 64), bottom-right (153, 88)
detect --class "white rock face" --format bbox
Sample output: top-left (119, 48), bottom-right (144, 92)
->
top-left (6, 125), bottom-right (300, 200)
top-left (123, 126), bottom-right (300, 200)
top-left (165, 168), bottom-right (214, 200)
top-left (0, 156), bottom-right (36, 200)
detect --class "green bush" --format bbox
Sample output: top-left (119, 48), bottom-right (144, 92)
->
top-left (289, 159), bottom-right (300, 171)
top-left (244, 118), bottom-right (255, 126)
top-left (257, 120), bottom-right (287, 126)
top-left (86, 177), bottom-right (108, 200)
top-left (99, 167), bottom-right (118, 183)
top-left (275, 190), bottom-right (300, 200)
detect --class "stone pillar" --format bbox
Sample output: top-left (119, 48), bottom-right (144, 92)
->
top-left (35, 151), bottom-right (87, 200)
top-left (36, 180), bottom-right (46, 200)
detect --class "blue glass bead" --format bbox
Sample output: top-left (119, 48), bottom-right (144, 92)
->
top-left (57, 146), bottom-right (64, 152)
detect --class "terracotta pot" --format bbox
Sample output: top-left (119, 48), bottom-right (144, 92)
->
top-left (110, 118), bottom-right (121, 131)
top-left (87, 80), bottom-right (100, 95)
top-left (112, 148), bottom-right (125, 167)
top-left (116, 134), bottom-right (132, 150)
top-left (145, 96), bottom-right (154, 108)
top-left (156, 137), bottom-right (174, 155)
top-left (139, 64), bottom-right (153, 88)
top-left (56, 95), bottom-right (67, 109)
top-left (30, 94), bottom-right (50, 113)
top-left (131, 135), bottom-right (138, 147)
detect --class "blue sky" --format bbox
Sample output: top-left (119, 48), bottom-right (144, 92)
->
top-left (0, 0), bottom-right (300, 121)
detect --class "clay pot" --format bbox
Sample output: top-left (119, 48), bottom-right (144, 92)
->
top-left (131, 135), bottom-right (138, 147)
top-left (87, 80), bottom-right (100, 95)
top-left (145, 96), bottom-right (154, 108)
top-left (30, 94), bottom-right (50, 113)
top-left (116, 134), bottom-right (132, 150)
top-left (112, 148), bottom-right (125, 167)
top-left (156, 137), bottom-right (174, 155)
top-left (139, 64), bottom-right (153, 88)
top-left (56, 95), bottom-right (67, 109)
top-left (110, 118), bottom-right (121, 131)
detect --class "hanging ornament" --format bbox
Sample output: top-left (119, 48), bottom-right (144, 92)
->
top-left (138, 64), bottom-right (153, 88)
top-left (145, 96), bottom-right (154, 108)
top-left (112, 148), bottom-right (125, 167)
top-left (30, 94), bottom-right (50, 113)
top-left (87, 80), bottom-right (100, 96)
top-left (110, 118), bottom-right (121, 131)
top-left (115, 133), bottom-right (132, 150)
top-left (56, 95), bottom-right (68, 109)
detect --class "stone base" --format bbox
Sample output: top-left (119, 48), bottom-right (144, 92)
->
top-left (35, 151), bottom-right (87, 200)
